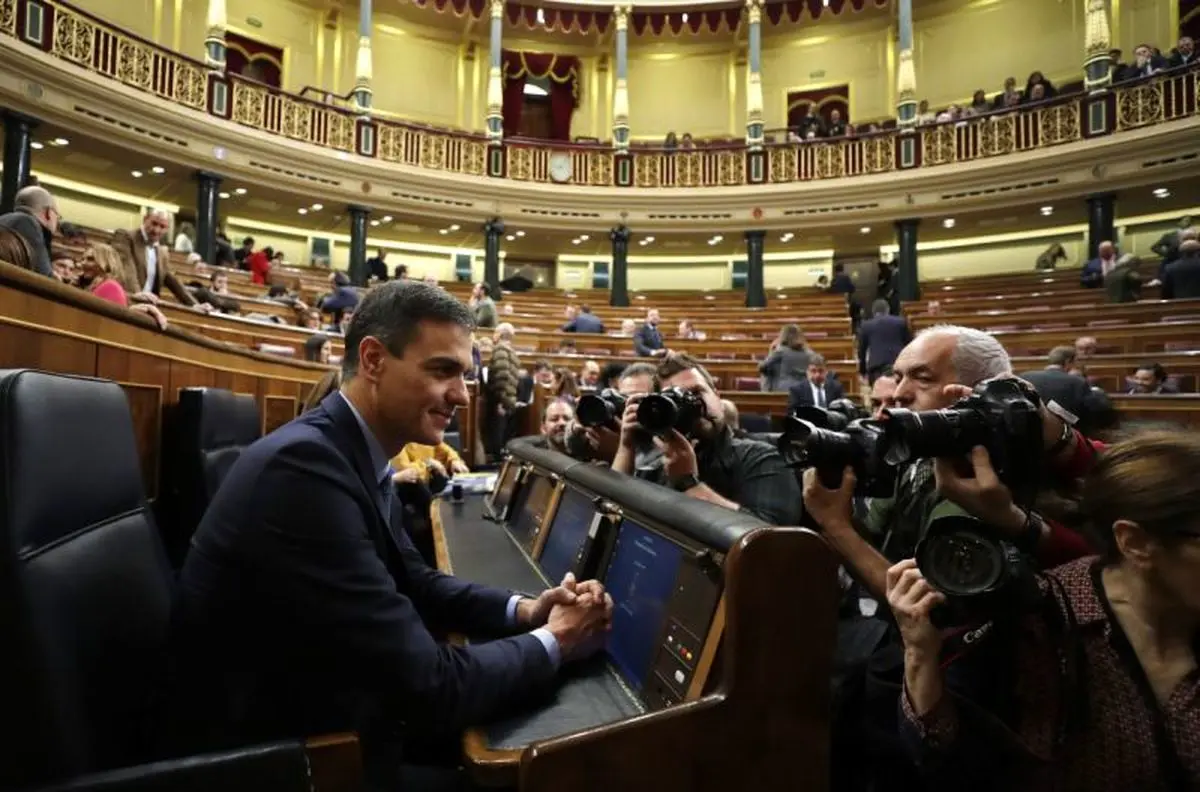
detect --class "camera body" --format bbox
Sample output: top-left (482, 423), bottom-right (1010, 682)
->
top-left (577, 388), bottom-right (627, 428)
top-left (637, 386), bottom-right (705, 436)
top-left (778, 409), bottom-right (896, 498)
top-left (881, 377), bottom-right (1045, 503)
top-left (915, 511), bottom-right (1041, 629)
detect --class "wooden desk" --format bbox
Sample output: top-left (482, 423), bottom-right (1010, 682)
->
top-left (912, 298), bottom-right (1200, 333)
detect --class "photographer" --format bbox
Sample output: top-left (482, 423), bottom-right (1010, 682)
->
top-left (888, 431), bottom-right (1200, 791)
top-left (803, 326), bottom-right (1097, 600)
top-left (563, 362), bottom-right (657, 464)
top-left (612, 354), bottom-right (802, 526)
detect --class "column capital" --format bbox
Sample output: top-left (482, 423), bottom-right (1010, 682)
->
top-left (613, 5), bottom-right (630, 28)
top-left (744, 229), bottom-right (766, 241)
top-left (1, 110), bottom-right (39, 128)
top-left (348, 204), bottom-right (372, 217)
top-left (610, 225), bottom-right (631, 244)
top-left (894, 218), bottom-right (920, 230)
top-left (490, 0), bottom-right (504, 19)
top-left (484, 217), bottom-right (506, 236)
top-left (193, 170), bottom-right (223, 184)
top-left (745, 0), bottom-right (763, 23)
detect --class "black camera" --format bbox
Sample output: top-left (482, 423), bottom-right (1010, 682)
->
top-left (778, 409), bottom-right (895, 498)
top-left (637, 386), bottom-right (705, 436)
top-left (915, 511), bottom-right (1041, 629)
top-left (576, 388), bottom-right (627, 428)
top-left (881, 377), bottom-right (1045, 503)
top-left (792, 398), bottom-right (866, 430)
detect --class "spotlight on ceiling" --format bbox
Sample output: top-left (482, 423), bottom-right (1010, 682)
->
top-left (505, 234), bottom-right (515, 241)
top-left (579, 234), bottom-right (590, 241)
top-left (235, 187), bottom-right (247, 195)
top-left (1040, 206), bottom-right (1054, 216)
top-left (860, 226), bottom-right (871, 234)
top-left (52, 137), bottom-right (69, 146)
top-left (151, 166), bottom-right (165, 174)
top-left (382, 215), bottom-right (393, 222)
top-left (370, 220), bottom-right (380, 226)
top-left (449, 224), bottom-right (460, 231)
top-left (298, 208), bottom-right (308, 215)
top-left (218, 191), bottom-right (230, 199)
top-left (515, 230), bottom-right (525, 237)
top-left (30, 141), bottom-right (44, 150)
top-left (942, 218), bottom-right (956, 228)
top-left (1153, 187), bottom-right (1171, 199)
top-left (310, 203), bottom-right (323, 210)
top-left (130, 170), bottom-right (143, 178)
top-left (438, 229), bottom-right (449, 235)
top-left (644, 235), bottom-right (655, 243)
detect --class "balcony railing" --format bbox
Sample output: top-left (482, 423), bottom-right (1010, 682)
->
top-left (5, 0), bottom-right (1199, 189)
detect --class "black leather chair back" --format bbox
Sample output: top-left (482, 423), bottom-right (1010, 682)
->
top-left (159, 388), bottom-right (259, 566)
top-left (0, 370), bottom-right (175, 788)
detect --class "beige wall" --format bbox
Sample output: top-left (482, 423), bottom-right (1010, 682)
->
top-left (224, 221), bottom-right (311, 266)
top-left (1115, 0), bottom-right (1176, 56)
top-left (914, 235), bottom-right (1088, 282)
top-left (53, 187), bottom-right (144, 235)
top-left (764, 258), bottom-right (833, 289)
top-left (628, 49), bottom-right (736, 139)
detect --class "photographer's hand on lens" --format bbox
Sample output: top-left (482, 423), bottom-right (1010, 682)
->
top-left (886, 559), bottom-right (946, 657)
top-left (801, 466), bottom-right (856, 531)
top-left (653, 429), bottom-right (700, 479)
top-left (933, 445), bottom-right (1027, 534)
top-left (392, 467), bottom-right (421, 485)
top-left (617, 394), bottom-right (647, 450)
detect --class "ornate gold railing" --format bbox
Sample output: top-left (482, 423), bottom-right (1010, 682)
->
top-left (6, 0), bottom-right (1199, 189)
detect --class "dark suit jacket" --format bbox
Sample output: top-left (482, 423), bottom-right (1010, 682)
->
top-left (110, 227), bottom-right (196, 304)
top-left (168, 391), bottom-right (555, 769)
top-left (0, 209), bottom-right (52, 277)
top-left (858, 314), bottom-right (911, 375)
top-left (367, 256), bottom-right (388, 282)
top-left (1162, 255), bottom-right (1200, 300)
top-left (787, 376), bottom-right (846, 414)
top-left (1021, 369), bottom-right (1113, 435)
top-left (1079, 257), bottom-right (1112, 288)
top-left (633, 322), bottom-right (664, 356)
top-left (564, 311), bottom-right (605, 334)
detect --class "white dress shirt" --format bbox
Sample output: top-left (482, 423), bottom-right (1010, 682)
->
top-left (142, 239), bottom-right (158, 294)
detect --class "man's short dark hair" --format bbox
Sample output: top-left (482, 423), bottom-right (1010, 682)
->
top-left (242, 237), bottom-right (254, 247)
top-left (580, 304), bottom-right (591, 313)
top-left (1047, 346), bottom-right (1076, 368)
top-left (655, 352), bottom-right (716, 390)
top-left (809, 353), bottom-right (827, 367)
top-left (341, 280), bottom-right (474, 378)
top-left (619, 362), bottom-right (657, 383)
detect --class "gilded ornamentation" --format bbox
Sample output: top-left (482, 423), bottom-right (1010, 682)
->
top-left (1117, 83), bottom-right (1164, 129)
top-left (769, 147), bottom-right (797, 182)
top-left (1, 0), bottom-right (16, 36)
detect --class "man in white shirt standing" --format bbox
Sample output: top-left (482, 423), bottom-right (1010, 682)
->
top-left (111, 209), bottom-right (209, 310)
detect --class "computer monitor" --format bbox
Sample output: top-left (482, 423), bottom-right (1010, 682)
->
top-left (509, 473), bottom-right (555, 552)
top-left (488, 461), bottom-right (521, 518)
top-left (602, 518), bottom-right (685, 691)
top-left (537, 486), bottom-right (597, 585)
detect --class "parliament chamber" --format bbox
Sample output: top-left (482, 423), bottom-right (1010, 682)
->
top-left (1, 0), bottom-right (1199, 788)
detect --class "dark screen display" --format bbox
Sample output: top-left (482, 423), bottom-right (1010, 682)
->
top-left (603, 519), bottom-right (684, 690)
top-left (510, 474), bottom-right (554, 550)
top-left (538, 486), bottom-right (596, 585)
top-left (490, 463), bottom-right (520, 515)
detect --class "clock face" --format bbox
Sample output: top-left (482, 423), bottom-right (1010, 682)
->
top-left (549, 153), bottom-right (572, 183)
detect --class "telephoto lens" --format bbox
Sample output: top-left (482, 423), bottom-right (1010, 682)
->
top-left (576, 388), bottom-right (627, 428)
top-left (636, 386), bottom-right (704, 436)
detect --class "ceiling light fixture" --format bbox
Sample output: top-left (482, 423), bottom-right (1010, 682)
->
top-left (571, 239), bottom-right (581, 245)
top-left (151, 166), bottom-right (165, 174)
top-left (1153, 187), bottom-right (1171, 198)
top-left (438, 229), bottom-right (449, 235)
top-left (235, 187), bottom-right (247, 195)
top-left (218, 191), bottom-right (230, 199)
top-left (579, 234), bottom-right (590, 241)
top-left (449, 224), bottom-right (460, 231)
top-left (505, 234), bottom-right (515, 241)
top-left (311, 203), bottom-right (323, 210)
top-left (130, 170), bottom-right (143, 178)
top-left (515, 230), bottom-right (525, 237)
top-left (52, 137), bottom-right (69, 146)
top-left (942, 218), bottom-right (956, 228)
top-left (298, 208), bottom-right (308, 215)
top-left (382, 215), bottom-right (393, 222)
top-left (681, 12), bottom-right (689, 22)
top-left (30, 141), bottom-right (43, 150)
top-left (1040, 206), bottom-right (1054, 215)
top-left (644, 236), bottom-right (655, 243)
top-left (370, 219), bottom-right (380, 226)
top-left (860, 226), bottom-right (871, 234)
top-left (535, 7), bottom-right (545, 24)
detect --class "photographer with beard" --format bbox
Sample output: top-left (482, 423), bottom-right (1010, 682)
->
top-left (611, 353), bottom-right (802, 526)
top-left (802, 325), bottom-right (1097, 602)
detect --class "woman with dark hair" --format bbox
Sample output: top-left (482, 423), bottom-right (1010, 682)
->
top-left (888, 431), bottom-right (1200, 791)
top-left (1024, 70), bottom-right (1056, 100)
top-left (758, 323), bottom-right (811, 391)
top-left (551, 367), bottom-right (580, 404)
top-left (303, 333), bottom-right (331, 364)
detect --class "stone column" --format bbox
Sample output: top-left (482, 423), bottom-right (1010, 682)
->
top-left (895, 219), bottom-right (920, 301)
top-left (745, 0), bottom-right (764, 148)
top-left (353, 0), bottom-right (373, 112)
top-left (349, 206), bottom-right (370, 287)
top-left (1086, 194), bottom-right (1116, 260)
top-left (486, 0), bottom-right (504, 142)
top-left (744, 230), bottom-right (766, 308)
top-left (895, 0), bottom-right (918, 127)
top-left (483, 217), bottom-right (504, 299)
top-left (1083, 0), bottom-right (1114, 92)
top-left (0, 112), bottom-right (37, 215)
top-left (194, 171), bottom-right (222, 265)
top-left (612, 5), bottom-right (630, 151)
top-left (204, 0), bottom-right (227, 72)
top-left (610, 225), bottom-right (630, 307)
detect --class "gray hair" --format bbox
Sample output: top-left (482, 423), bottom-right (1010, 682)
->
top-left (916, 324), bottom-right (1012, 386)
top-left (341, 280), bottom-right (474, 378)
top-left (14, 185), bottom-right (54, 213)
top-left (493, 322), bottom-right (515, 341)
top-left (871, 299), bottom-right (890, 317)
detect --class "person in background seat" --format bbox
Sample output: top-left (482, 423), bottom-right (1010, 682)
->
top-left (561, 303), bottom-right (604, 334)
top-left (392, 441), bottom-right (469, 487)
top-left (858, 299), bottom-right (912, 385)
top-left (787, 354), bottom-right (846, 413)
top-left (633, 308), bottom-right (667, 357)
top-left (1128, 361), bottom-right (1180, 394)
top-left (0, 185), bottom-right (58, 278)
top-left (1105, 253), bottom-right (1143, 303)
top-left (1162, 239), bottom-right (1200, 300)
top-left (1080, 240), bottom-right (1118, 288)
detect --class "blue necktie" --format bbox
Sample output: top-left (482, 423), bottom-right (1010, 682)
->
top-left (379, 465), bottom-right (396, 519)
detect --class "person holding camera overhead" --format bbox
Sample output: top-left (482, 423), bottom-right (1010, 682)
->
top-left (801, 325), bottom-right (1097, 602)
top-left (888, 431), bottom-right (1200, 792)
top-left (611, 353), bottom-right (802, 526)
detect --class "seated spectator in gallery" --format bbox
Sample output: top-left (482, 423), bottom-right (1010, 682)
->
top-left (1161, 239), bottom-right (1200, 299)
top-left (1105, 253), bottom-right (1143, 303)
top-left (617, 318), bottom-right (637, 336)
top-left (0, 185), bottom-right (57, 277)
top-left (1127, 361), bottom-right (1179, 394)
top-left (1118, 43), bottom-right (1165, 81)
top-left (1024, 70), bottom-right (1056, 99)
top-left (1080, 240), bottom-right (1118, 288)
top-left (1167, 34), bottom-right (1195, 69)
top-left (825, 109), bottom-right (847, 137)
top-left (677, 319), bottom-right (703, 340)
top-left (968, 89), bottom-right (990, 115)
top-left (192, 270), bottom-right (241, 314)
top-left (992, 76), bottom-right (1021, 108)
top-left (679, 133), bottom-right (696, 150)
top-left (916, 99), bottom-right (936, 125)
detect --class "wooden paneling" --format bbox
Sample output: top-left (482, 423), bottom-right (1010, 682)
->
top-left (0, 323), bottom-right (97, 375)
top-left (264, 395), bottom-right (299, 435)
top-left (118, 383), bottom-right (164, 499)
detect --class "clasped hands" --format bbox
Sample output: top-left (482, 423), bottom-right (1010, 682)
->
top-left (517, 572), bottom-right (614, 662)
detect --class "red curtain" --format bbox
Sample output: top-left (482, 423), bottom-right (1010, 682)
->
top-left (225, 31), bottom-right (283, 88)
top-left (502, 50), bottom-right (579, 140)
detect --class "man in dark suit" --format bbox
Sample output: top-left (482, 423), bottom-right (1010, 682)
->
top-left (367, 248), bottom-right (389, 282)
top-left (0, 184), bottom-right (58, 278)
top-left (171, 281), bottom-right (612, 789)
top-left (787, 354), bottom-right (846, 413)
top-left (1167, 35), bottom-right (1195, 69)
top-left (1162, 240), bottom-right (1200, 300)
top-left (110, 209), bottom-right (205, 308)
top-left (1079, 240), bottom-right (1117, 288)
top-left (562, 303), bottom-right (605, 334)
top-left (857, 299), bottom-right (912, 383)
top-left (633, 308), bottom-right (666, 357)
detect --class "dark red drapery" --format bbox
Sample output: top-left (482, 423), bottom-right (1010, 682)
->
top-left (501, 50), bottom-right (580, 140)
top-left (225, 31), bottom-right (283, 88)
